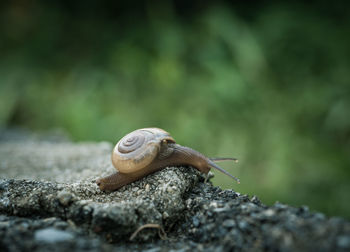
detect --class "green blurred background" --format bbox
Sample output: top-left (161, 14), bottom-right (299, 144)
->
top-left (1, 1), bottom-right (349, 218)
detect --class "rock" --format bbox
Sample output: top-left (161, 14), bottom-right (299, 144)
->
top-left (222, 219), bottom-right (236, 228)
top-left (0, 130), bottom-right (350, 251)
top-left (0, 134), bottom-right (203, 243)
top-left (337, 236), bottom-right (350, 249)
top-left (57, 190), bottom-right (73, 206)
top-left (35, 228), bottom-right (74, 243)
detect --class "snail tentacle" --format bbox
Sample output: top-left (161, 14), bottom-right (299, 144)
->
top-left (210, 157), bottom-right (238, 163)
top-left (208, 160), bottom-right (240, 184)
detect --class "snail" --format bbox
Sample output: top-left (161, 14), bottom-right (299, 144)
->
top-left (96, 128), bottom-right (240, 191)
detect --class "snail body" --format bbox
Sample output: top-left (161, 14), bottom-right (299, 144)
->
top-left (96, 128), bottom-right (239, 191)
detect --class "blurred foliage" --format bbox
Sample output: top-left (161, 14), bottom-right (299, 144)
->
top-left (0, 1), bottom-right (349, 218)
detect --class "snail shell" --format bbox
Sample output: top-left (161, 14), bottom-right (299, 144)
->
top-left (96, 128), bottom-right (239, 191)
top-left (112, 128), bottom-right (175, 174)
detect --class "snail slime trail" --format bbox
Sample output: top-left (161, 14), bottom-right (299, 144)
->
top-left (96, 128), bottom-right (240, 191)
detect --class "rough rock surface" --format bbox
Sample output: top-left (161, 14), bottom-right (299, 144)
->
top-left (0, 129), bottom-right (350, 251)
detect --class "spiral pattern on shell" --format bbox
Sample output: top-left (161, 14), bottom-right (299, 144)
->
top-left (112, 128), bottom-right (175, 174)
top-left (118, 130), bottom-right (146, 154)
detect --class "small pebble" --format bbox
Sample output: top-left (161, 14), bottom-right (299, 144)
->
top-left (57, 190), bottom-right (73, 206)
top-left (222, 219), bottom-right (236, 228)
top-left (35, 228), bottom-right (74, 243)
top-left (192, 217), bottom-right (200, 227)
top-left (162, 212), bottom-right (169, 219)
top-left (263, 209), bottom-right (276, 217)
top-left (337, 236), bottom-right (350, 248)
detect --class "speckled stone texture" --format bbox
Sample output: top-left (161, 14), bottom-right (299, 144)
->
top-left (0, 129), bottom-right (350, 252)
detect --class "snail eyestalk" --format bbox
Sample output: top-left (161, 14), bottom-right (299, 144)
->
top-left (208, 160), bottom-right (240, 184)
top-left (210, 157), bottom-right (238, 163)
